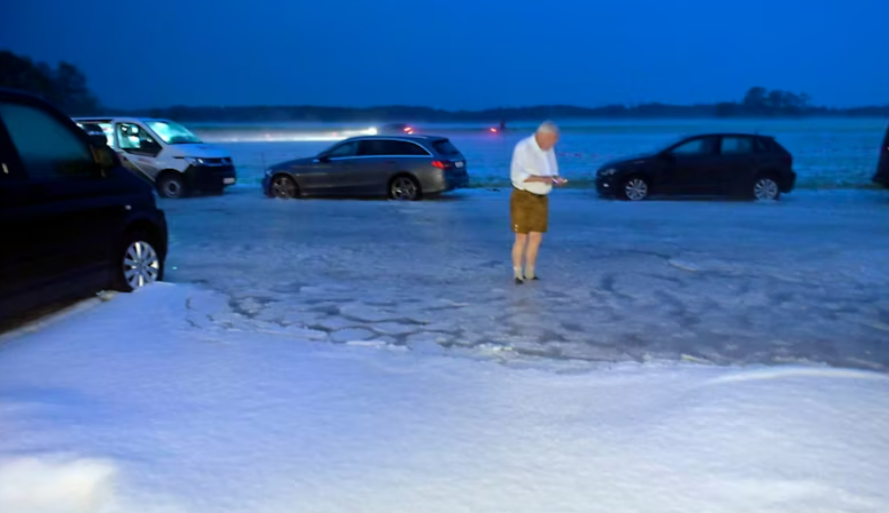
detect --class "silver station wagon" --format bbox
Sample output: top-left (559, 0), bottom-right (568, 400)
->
top-left (263, 135), bottom-right (469, 200)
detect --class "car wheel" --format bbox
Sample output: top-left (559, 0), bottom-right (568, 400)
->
top-left (270, 175), bottom-right (298, 199)
top-left (114, 231), bottom-right (163, 292)
top-left (390, 175), bottom-right (421, 201)
top-left (620, 176), bottom-right (650, 201)
top-left (157, 174), bottom-right (187, 199)
top-left (753, 176), bottom-right (781, 201)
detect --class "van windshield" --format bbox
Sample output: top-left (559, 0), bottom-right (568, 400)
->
top-left (147, 121), bottom-right (202, 145)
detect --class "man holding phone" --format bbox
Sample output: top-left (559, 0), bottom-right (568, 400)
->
top-left (509, 121), bottom-right (567, 284)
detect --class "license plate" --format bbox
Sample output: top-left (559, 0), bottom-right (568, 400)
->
top-left (455, 161), bottom-right (464, 168)
top-left (223, 177), bottom-right (235, 185)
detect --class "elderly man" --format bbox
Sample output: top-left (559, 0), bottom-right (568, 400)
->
top-left (510, 122), bottom-right (567, 284)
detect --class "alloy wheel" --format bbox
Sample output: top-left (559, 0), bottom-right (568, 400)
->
top-left (271, 176), bottom-right (297, 199)
top-left (391, 176), bottom-right (419, 200)
top-left (625, 178), bottom-right (649, 201)
top-left (753, 178), bottom-right (779, 201)
top-left (123, 241), bottom-right (161, 289)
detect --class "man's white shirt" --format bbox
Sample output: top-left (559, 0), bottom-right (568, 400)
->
top-left (510, 135), bottom-right (559, 195)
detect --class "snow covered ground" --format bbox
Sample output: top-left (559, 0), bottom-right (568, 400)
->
top-left (158, 187), bottom-right (889, 370)
top-left (1, 284), bottom-right (888, 513)
top-left (194, 118), bottom-right (888, 188)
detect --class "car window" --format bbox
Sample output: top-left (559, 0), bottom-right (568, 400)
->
top-left (755, 138), bottom-right (775, 153)
top-left (721, 137), bottom-right (754, 154)
top-left (326, 141), bottom-right (358, 158)
top-left (671, 137), bottom-right (717, 156)
top-left (432, 139), bottom-right (461, 157)
top-left (118, 123), bottom-right (162, 155)
top-left (358, 140), bottom-right (428, 156)
top-left (0, 101), bottom-right (96, 179)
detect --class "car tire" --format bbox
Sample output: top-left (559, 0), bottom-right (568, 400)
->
top-left (157, 173), bottom-right (187, 199)
top-left (113, 230), bottom-right (164, 292)
top-left (752, 175), bottom-right (781, 201)
top-left (619, 175), bottom-right (650, 201)
top-left (270, 174), bottom-right (299, 199)
top-left (389, 174), bottom-right (421, 201)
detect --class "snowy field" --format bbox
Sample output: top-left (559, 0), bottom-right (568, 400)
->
top-left (2, 183), bottom-right (889, 512)
top-left (1, 284), bottom-right (888, 513)
top-left (192, 118), bottom-right (888, 189)
top-left (153, 187), bottom-right (889, 371)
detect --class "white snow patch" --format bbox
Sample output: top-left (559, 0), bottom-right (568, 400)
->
top-left (0, 456), bottom-right (116, 513)
top-left (1, 284), bottom-right (887, 513)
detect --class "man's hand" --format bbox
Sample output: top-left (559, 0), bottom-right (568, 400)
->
top-left (524, 176), bottom-right (568, 185)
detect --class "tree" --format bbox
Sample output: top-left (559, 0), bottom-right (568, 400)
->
top-left (0, 49), bottom-right (100, 115)
top-left (53, 61), bottom-right (99, 115)
top-left (743, 87), bottom-right (768, 109)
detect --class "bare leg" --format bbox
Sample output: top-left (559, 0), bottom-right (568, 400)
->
top-left (512, 233), bottom-right (528, 278)
top-left (524, 232), bottom-right (543, 278)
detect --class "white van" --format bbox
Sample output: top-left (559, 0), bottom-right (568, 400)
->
top-left (74, 117), bottom-right (236, 198)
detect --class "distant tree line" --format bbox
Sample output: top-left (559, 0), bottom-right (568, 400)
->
top-left (117, 87), bottom-right (889, 122)
top-left (0, 50), bottom-right (99, 116)
top-left (2, 49), bottom-right (887, 121)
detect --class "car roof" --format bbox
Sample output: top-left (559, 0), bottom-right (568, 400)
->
top-left (0, 87), bottom-right (40, 100)
top-left (683, 132), bottom-right (773, 139)
top-left (73, 116), bottom-right (173, 124)
top-left (344, 135), bottom-right (448, 143)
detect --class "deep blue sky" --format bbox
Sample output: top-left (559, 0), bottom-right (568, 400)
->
top-left (2, 0), bottom-right (886, 109)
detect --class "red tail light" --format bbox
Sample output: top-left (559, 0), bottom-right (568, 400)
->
top-left (432, 160), bottom-right (450, 169)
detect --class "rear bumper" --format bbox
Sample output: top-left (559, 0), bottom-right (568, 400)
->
top-left (184, 164), bottom-right (237, 192)
top-left (421, 169), bottom-right (469, 194)
top-left (783, 171), bottom-right (797, 192)
top-left (874, 157), bottom-right (889, 187)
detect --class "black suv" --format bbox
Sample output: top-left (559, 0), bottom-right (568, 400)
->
top-left (596, 133), bottom-right (796, 201)
top-left (873, 123), bottom-right (889, 188)
top-left (0, 89), bottom-right (168, 320)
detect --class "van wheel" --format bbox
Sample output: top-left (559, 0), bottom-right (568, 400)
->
top-left (157, 174), bottom-right (187, 199)
top-left (113, 231), bottom-right (163, 292)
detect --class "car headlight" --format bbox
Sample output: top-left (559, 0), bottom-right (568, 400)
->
top-left (265, 169), bottom-right (273, 176)
top-left (599, 168), bottom-right (616, 176)
top-left (184, 157), bottom-right (205, 165)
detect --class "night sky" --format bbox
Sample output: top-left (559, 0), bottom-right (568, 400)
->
top-left (1, 0), bottom-right (886, 109)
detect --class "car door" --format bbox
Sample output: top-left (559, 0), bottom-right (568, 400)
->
top-left (353, 140), bottom-right (408, 194)
top-left (0, 99), bottom-right (129, 291)
top-left (717, 136), bottom-right (757, 195)
top-left (0, 122), bottom-right (40, 311)
top-left (115, 122), bottom-right (163, 181)
top-left (664, 136), bottom-right (720, 194)
top-left (300, 140), bottom-right (360, 195)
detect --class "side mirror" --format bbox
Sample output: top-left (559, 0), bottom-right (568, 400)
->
top-left (317, 155), bottom-right (331, 163)
top-left (660, 152), bottom-right (675, 162)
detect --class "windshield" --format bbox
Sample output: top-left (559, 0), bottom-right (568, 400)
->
top-left (147, 120), bottom-right (202, 144)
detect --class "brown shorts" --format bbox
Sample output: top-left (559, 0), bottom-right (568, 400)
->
top-left (510, 188), bottom-right (549, 234)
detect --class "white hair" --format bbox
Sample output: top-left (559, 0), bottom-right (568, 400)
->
top-left (536, 121), bottom-right (559, 135)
